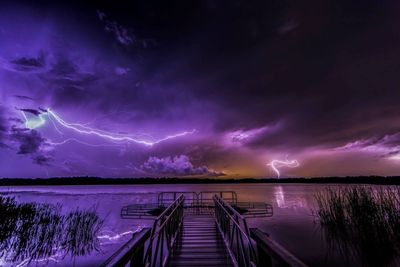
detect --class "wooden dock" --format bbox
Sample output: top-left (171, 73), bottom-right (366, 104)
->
top-left (101, 191), bottom-right (307, 267)
top-left (168, 215), bottom-right (233, 267)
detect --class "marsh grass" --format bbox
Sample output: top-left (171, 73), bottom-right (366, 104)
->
top-left (0, 196), bottom-right (104, 264)
top-left (62, 209), bottom-right (103, 257)
top-left (315, 186), bottom-right (400, 266)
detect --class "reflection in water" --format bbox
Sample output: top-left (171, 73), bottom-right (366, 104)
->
top-left (3, 184), bottom-right (400, 267)
top-left (98, 227), bottom-right (142, 244)
top-left (11, 228), bottom-right (143, 267)
top-left (273, 186), bottom-right (307, 209)
top-left (15, 251), bottom-right (61, 267)
top-left (274, 186), bottom-right (285, 208)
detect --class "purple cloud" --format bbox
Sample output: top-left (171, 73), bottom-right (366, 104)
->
top-left (0, 105), bottom-right (52, 165)
top-left (224, 123), bottom-right (283, 147)
top-left (140, 155), bottom-right (225, 177)
top-left (9, 127), bottom-right (52, 165)
top-left (11, 128), bottom-right (45, 154)
top-left (1, 1), bottom-right (400, 178)
top-left (11, 52), bottom-right (45, 71)
top-left (0, 106), bottom-right (7, 148)
top-left (14, 95), bottom-right (34, 101)
top-left (32, 154), bottom-right (52, 166)
top-left (18, 108), bottom-right (42, 116)
top-left (335, 133), bottom-right (400, 159)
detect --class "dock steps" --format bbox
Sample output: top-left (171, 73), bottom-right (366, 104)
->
top-left (168, 215), bottom-right (234, 267)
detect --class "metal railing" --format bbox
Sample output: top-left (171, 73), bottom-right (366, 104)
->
top-left (143, 194), bottom-right (185, 267)
top-left (120, 191), bottom-right (274, 219)
top-left (213, 195), bottom-right (257, 267)
top-left (200, 191), bottom-right (238, 205)
top-left (121, 203), bottom-right (161, 219)
top-left (101, 195), bottom-right (185, 267)
top-left (234, 202), bottom-right (273, 218)
top-left (157, 191), bottom-right (197, 207)
top-left (154, 191), bottom-right (238, 215)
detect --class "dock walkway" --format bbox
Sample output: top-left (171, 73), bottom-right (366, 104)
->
top-left (168, 214), bottom-right (233, 267)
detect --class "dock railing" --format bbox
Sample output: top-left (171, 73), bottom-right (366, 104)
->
top-left (213, 194), bottom-right (257, 267)
top-left (102, 195), bottom-right (185, 267)
top-left (143, 194), bottom-right (185, 267)
top-left (121, 191), bottom-right (270, 219)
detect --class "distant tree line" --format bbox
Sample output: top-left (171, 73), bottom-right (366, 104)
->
top-left (0, 176), bottom-right (400, 186)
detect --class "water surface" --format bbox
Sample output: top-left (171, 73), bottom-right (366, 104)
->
top-left (0, 183), bottom-right (395, 266)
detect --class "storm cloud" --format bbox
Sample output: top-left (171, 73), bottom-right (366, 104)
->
top-left (0, 106), bottom-right (8, 148)
top-left (140, 155), bottom-right (225, 176)
top-left (0, 0), bottom-right (400, 177)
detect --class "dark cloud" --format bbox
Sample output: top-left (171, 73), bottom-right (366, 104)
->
top-left (11, 128), bottom-right (45, 154)
top-left (48, 59), bottom-right (78, 76)
top-left (42, 58), bottom-right (98, 107)
top-left (1, 0), bottom-right (400, 177)
top-left (0, 106), bottom-right (51, 165)
top-left (9, 127), bottom-right (51, 165)
top-left (32, 154), bottom-right (52, 166)
top-left (0, 106), bottom-right (8, 148)
top-left (140, 155), bottom-right (225, 176)
top-left (14, 95), bottom-right (34, 101)
top-left (97, 9), bottom-right (135, 46)
top-left (19, 108), bottom-right (42, 116)
top-left (8, 117), bottom-right (24, 124)
top-left (52, 85), bottom-right (91, 107)
top-left (157, 1), bottom-right (400, 150)
top-left (96, 9), bottom-right (155, 49)
top-left (10, 52), bottom-right (45, 71)
top-left (46, 58), bottom-right (97, 85)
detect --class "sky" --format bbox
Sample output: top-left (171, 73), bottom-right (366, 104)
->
top-left (1, 0), bottom-right (400, 178)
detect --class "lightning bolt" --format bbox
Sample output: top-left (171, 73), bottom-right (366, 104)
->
top-left (267, 158), bottom-right (299, 178)
top-left (20, 111), bottom-right (46, 129)
top-left (97, 230), bottom-right (137, 242)
top-left (21, 108), bottom-right (196, 147)
top-left (47, 138), bottom-right (124, 147)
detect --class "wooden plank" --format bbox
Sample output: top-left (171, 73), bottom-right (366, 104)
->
top-left (168, 215), bottom-right (234, 267)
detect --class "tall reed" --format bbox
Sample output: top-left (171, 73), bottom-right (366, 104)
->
top-left (0, 196), bottom-right (104, 264)
top-left (315, 186), bottom-right (400, 266)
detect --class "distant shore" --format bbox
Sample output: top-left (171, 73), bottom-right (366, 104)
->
top-left (0, 176), bottom-right (400, 186)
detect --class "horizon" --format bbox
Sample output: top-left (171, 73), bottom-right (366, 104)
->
top-left (1, 1), bottom-right (400, 178)
top-left (1, 175), bottom-right (399, 181)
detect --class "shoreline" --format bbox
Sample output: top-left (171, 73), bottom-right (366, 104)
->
top-left (0, 176), bottom-right (399, 186)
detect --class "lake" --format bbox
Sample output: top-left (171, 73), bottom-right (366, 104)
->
top-left (0, 183), bottom-right (397, 267)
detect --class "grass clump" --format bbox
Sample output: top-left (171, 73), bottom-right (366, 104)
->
top-left (315, 186), bottom-right (400, 266)
top-left (0, 196), bottom-right (104, 265)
